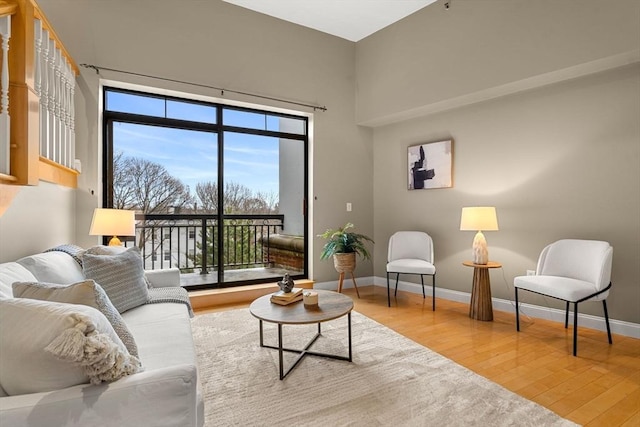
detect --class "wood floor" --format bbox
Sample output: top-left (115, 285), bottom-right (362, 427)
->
top-left (195, 285), bottom-right (640, 426)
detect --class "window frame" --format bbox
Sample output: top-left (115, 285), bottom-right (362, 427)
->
top-left (101, 86), bottom-right (309, 289)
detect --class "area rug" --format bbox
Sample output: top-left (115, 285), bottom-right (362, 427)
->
top-left (191, 309), bottom-right (577, 427)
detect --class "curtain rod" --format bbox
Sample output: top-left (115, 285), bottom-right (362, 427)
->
top-left (80, 64), bottom-right (328, 112)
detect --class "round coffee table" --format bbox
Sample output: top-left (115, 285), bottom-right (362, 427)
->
top-left (249, 290), bottom-right (353, 380)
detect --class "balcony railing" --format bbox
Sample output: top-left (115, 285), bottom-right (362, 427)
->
top-left (124, 213), bottom-right (285, 277)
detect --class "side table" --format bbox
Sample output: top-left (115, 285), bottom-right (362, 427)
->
top-left (462, 261), bottom-right (502, 321)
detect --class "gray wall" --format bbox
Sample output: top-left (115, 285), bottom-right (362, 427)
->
top-left (358, 0), bottom-right (640, 323)
top-left (0, 182), bottom-right (76, 260)
top-left (371, 65), bottom-right (640, 323)
top-left (356, 0), bottom-right (640, 126)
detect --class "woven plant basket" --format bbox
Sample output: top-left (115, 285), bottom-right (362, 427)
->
top-left (333, 253), bottom-right (356, 273)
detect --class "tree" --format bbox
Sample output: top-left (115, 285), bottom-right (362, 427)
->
top-left (195, 181), bottom-right (278, 214)
top-left (113, 152), bottom-right (193, 212)
top-left (112, 152), bottom-right (194, 265)
top-left (112, 153), bottom-right (280, 273)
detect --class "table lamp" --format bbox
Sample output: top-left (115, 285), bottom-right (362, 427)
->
top-left (460, 206), bottom-right (499, 265)
top-left (89, 208), bottom-right (136, 246)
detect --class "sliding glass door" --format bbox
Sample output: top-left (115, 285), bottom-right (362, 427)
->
top-left (103, 87), bottom-right (308, 289)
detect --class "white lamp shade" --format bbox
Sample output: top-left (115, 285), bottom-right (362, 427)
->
top-left (89, 208), bottom-right (136, 237)
top-left (460, 207), bottom-right (499, 231)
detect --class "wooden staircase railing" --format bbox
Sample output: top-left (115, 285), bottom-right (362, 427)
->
top-left (0, 0), bottom-right (79, 188)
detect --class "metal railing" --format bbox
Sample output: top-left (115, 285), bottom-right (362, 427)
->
top-left (124, 213), bottom-right (284, 274)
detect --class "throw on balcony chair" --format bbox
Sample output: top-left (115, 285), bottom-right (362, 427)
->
top-left (386, 231), bottom-right (436, 309)
top-left (514, 239), bottom-right (613, 356)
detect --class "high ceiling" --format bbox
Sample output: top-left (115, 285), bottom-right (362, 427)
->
top-left (223, 0), bottom-right (438, 42)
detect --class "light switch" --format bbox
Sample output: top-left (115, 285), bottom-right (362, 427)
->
top-left (346, 202), bottom-right (352, 212)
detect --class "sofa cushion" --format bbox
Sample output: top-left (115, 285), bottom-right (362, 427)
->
top-left (17, 252), bottom-right (85, 284)
top-left (0, 262), bottom-right (37, 299)
top-left (122, 303), bottom-right (196, 372)
top-left (0, 298), bottom-right (141, 396)
top-left (83, 247), bottom-right (149, 313)
top-left (12, 280), bottom-right (140, 358)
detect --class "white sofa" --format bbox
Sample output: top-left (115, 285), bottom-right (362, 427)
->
top-left (0, 250), bottom-right (204, 427)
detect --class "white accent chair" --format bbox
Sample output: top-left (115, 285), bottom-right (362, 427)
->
top-left (386, 231), bottom-right (436, 308)
top-left (514, 239), bottom-right (613, 356)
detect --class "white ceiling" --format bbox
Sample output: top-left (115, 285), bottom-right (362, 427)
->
top-left (223, 0), bottom-right (438, 42)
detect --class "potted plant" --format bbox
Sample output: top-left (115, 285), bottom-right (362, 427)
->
top-left (318, 222), bottom-right (374, 274)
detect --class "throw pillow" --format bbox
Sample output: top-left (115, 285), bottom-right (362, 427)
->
top-left (83, 246), bottom-right (149, 313)
top-left (84, 244), bottom-right (153, 289)
top-left (82, 245), bottom-right (152, 289)
top-left (12, 280), bottom-right (140, 358)
top-left (0, 298), bottom-right (141, 396)
top-left (16, 251), bottom-right (86, 284)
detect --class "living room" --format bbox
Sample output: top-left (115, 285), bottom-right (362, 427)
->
top-left (0, 0), bottom-right (638, 425)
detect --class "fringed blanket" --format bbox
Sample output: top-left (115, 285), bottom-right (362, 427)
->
top-left (45, 245), bottom-right (194, 317)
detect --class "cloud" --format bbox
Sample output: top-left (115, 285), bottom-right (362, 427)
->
top-left (225, 158), bottom-right (278, 169)
top-left (225, 146), bottom-right (278, 156)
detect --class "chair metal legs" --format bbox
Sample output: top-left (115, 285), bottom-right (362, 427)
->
top-left (394, 273), bottom-right (400, 297)
top-left (431, 274), bottom-right (436, 311)
top-left (572, 300), bottom-right (613, 356)
top-left (386, 272), bottom-right (435, 310)
top-left (516, 290), bottom-right (613, 356)
top-left (386, 272), bottom-right (400, 307)
top-left (515, 288), bottom-right (520, 331)
top-left (603, 300), bottom-right (613, 344)
top-left (573, 303), bottom-right (579, 356)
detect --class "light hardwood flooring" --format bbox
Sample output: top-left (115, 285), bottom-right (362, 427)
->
top-left (195, 285), bottom-right (640, 427)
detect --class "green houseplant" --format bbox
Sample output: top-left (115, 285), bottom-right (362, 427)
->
top-left (318, 222), bottom-right (374, 274)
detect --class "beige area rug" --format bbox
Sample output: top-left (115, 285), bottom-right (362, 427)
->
top-left (191, 309), bottom-right (578, 427)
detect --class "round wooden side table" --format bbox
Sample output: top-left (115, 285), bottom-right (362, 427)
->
top-left (462, 261), bottom-right (502, 321)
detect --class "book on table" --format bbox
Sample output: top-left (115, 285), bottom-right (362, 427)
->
top-left (270, 294), bottom-right (303, 305)
top-left (270, 288), bottom-right (303, 305)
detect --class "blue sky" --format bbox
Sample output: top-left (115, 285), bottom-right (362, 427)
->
top-left (113, 123), bottom-right (280, 195)
top-left (109, 92), bottom-right (287, 197)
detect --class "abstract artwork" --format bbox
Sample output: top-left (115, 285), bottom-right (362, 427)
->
top-left (407, 139), bottom-right (453, 190)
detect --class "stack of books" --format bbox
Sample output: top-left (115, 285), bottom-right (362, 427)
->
top-left (270, 288), bottom-right (303, 306)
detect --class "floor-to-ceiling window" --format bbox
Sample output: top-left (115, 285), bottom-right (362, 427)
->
top-left (102, 87), bottom-right (308, 289)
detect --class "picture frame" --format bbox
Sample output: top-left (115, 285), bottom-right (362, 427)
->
top-left (407, 139), bottom-right (453, 190)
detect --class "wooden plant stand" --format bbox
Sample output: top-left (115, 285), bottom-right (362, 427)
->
top-left (337, 271), bottom-right (360, 298)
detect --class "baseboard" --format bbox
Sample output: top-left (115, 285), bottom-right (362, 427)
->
top-left (313, 276), bottom-right (640, 339)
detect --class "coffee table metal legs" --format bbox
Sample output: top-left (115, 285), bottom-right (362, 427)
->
top-left (258, 312), bottom-right (353, 380)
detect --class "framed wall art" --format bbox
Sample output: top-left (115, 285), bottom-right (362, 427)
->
top-left (407, 139), bottom-right (453, 190)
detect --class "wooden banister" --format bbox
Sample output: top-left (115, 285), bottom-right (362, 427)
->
top-left (0, 1), bottom-right (17, 17)
top-left (0, 0), bottom-right (78, 187)
top-left (32, 4), bottom-right (77, 75)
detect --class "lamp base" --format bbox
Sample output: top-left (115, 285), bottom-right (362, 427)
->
top-left (472, 231), bottom-right (489, 265)
top-left (108, 236), bottom-right (123, 246)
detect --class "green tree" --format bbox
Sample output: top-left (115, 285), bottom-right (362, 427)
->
top-left (189, 181), bottom-right (279, 272)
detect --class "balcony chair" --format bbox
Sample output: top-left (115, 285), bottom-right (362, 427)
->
top-left (514, 239), bottom-right (613, 356)
top-left (386, 231), bottom-right (436, 309)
